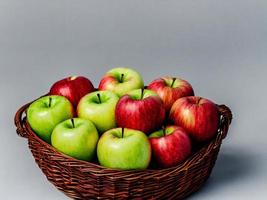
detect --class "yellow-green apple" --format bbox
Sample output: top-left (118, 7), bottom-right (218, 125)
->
top-left (149, 125), bottom-right (191, 168)
top-left (98, 67), bottom-right (144, 97)
top-left (77, 91), bottom-right (119, 133)
top-left (51, 118), bottom-right (99, 161)
top-left (50, 76), bottom-right (95, 107)
top-left (27, 95), bottom-right (74, 143)
top-left (97, 128), bottom-right (151, 170)
top-left (115, 89), bottom-right (165, 134)
top-left (169, 96), bottom-right (219, 143)
top-left (148, 77), bottom-right (194, 112)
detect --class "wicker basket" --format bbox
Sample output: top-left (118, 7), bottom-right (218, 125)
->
top-left (14, 96), bottom-right (232, 200)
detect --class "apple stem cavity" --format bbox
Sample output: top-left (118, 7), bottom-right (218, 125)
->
top-left (120, 73), bottom-right (124, 83)
top-left (71, 118), bottom-right (75, 128)
top-left (97, 93), bottom-right (101, 104)
top-left (141, 88), bottom-right (144, 99)
top-left (121, 127), bottom-right (124, 138)
top-left (171, 78), bottom-right (177, 88)
top-left (162, 125), bottom-right (166, 136)
top-left (48, 97), bottom-right (52, 107)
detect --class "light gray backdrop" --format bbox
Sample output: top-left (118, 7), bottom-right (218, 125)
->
top-left (1, 0), bottom-right (266, 199)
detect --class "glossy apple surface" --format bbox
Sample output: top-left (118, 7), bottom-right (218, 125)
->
top-left (77, 90), bottom-right (119, 133)
top-left (50, 76), bottom-right (95, 107)
top-left (97, 128), bottom-right (151, 170)
top-left (149, 125), bottom-right (191, 168)
top-left (148, 76), bottom-right (194, 112)
top-left (51, 118), bottom-right (99, 161)
top-left (98, 67), bottom-right (144, 97)
top-left (115, 89), bottom-right (165, 134)
top-left (169, 96), bottom-right (219, 143)
top-left (27, 95), bottom-right (74, 143)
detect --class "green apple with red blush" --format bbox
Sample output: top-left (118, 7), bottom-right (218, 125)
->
top-left (99, 67), bottom-right (144, 97)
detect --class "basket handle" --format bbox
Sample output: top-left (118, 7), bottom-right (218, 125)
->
top-left (218, 104), bottom-right (232, 139)
top-left (14, 102), bottom-right (31, 138)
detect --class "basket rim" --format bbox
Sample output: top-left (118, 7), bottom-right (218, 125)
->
top-left (16, 96), bottom-right (232, 174)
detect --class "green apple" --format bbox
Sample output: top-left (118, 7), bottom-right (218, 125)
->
top-left (27, 95), bottom-right (74, 143)
top-left (77, 90), bottom-right (119, 133)
top-left (51, 118), bottom-right (99, 161)
top-left (98, 67), bottom-right (144, 97)
top-left (97, 128), bottom-right (151, 170)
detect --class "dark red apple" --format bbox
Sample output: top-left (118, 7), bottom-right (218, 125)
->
top-left (115, 89), bottom-right (165, 134)
top-left (169, 96), bottom-right (219, 143)
top-left (148, 76), bottom-right (194, 112)
top-left (149, 125), bottom-right (192, 168)
top-left (50, 76), bottom-right (95, 107)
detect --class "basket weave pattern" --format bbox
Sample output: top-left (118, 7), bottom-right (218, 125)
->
top-left (15, 98), bottom-right (232, 200)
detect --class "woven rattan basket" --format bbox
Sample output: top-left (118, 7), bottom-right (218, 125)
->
top-left (14, 95), bottom-right (232, 200)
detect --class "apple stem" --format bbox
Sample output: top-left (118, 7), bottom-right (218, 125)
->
top-left (97, 93), bottom-right (101, 103)
top-left (121, 127), bottom-right (124, 138)
top-left (120, 73), bottom-right (124, 83)
top-left (71, 118), bottom-right (75, 128)
top-left (196, 97), bottom-right (201, 105)
top-left (171, 78), bottom-right (177, 87)
top-left (141, 88), bottom-right (144, 99)
top-left (162, 125), bottom-right (166, 136)
top-left (48, 97), bottom-right (52, 107)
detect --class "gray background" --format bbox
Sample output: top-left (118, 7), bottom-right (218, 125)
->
top-left (1, 0), bottom-right (267, 199)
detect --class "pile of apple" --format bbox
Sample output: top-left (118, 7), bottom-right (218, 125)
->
top-left (27, 67), bottom-right (219, 170)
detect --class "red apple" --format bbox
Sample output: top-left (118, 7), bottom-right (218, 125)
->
top-left (169, 96), bottom-right (219, 143)
top-left (148, 76), bottom-right (194, 112)
top-left (50, 76), bottom-right (95, 107)
top-left (149, 125), bottom-right (192, 168)
top-left (115, 89), bottom-right (165, 134)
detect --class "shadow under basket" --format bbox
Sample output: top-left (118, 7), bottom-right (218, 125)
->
top-left (14, 97), bottom-right (232, 200)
